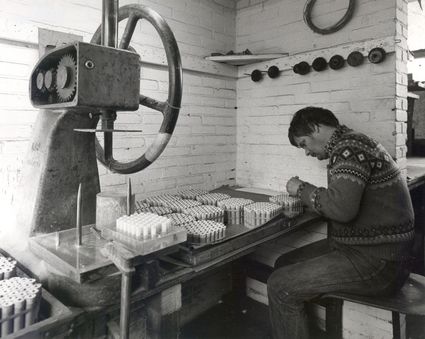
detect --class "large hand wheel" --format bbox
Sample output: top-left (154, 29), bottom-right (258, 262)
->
top-left (91, 4), bottom-right (182, 174)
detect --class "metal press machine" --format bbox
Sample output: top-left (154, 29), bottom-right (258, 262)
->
top-left (8, 1), bottom-right (183, 338)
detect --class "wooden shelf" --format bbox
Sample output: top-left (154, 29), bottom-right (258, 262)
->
top-left (205, 53), bottom-right (287, 66)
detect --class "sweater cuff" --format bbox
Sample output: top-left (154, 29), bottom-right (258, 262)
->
top-left (298, 182), bottom-right (317, 208)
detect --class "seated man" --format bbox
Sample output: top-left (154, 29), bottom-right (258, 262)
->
top-left (267, 106), bottom-right (414, 339)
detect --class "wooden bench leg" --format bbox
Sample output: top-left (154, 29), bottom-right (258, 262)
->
top-left (324, 298), bottom-right (343, 339)
top-left (146, 284), bottom-right (182, 339)
top-left (392, 311), bottom-right (402, 339)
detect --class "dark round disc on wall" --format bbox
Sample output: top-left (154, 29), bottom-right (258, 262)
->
top-left (251, 69), bottom-right (263, 82)
top-left (312, 57), bottom-right (327, 71)
top-left (347, 51), bottom-right (364, 67)
top-left (368, 47), bottom-right (386, 64)
top-left (329, 55), bottom-right (345, 70)
top-left (293, 61), bottom-right (311, 75)
top-left (267, 65), bottom-right (280, 78)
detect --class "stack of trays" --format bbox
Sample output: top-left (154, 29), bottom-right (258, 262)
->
top-left (161, 199), bottom-right (201, 213)
top-left (144, 194), bottom-right (181, 207)
top-left (196, 193), bottom-right (231, 206)
top-left (182, 205), bottom-right (224, 223)
top-left (183, 220), bottom-right (226, 244)
top-left (0, 257), bottom-right (16, 281)
top-left (116, 212), bottom-right (172, 240)
top-left (269, 193), bottom-right (303, 218)
top-left (243, 202), bottom-right (282, 229)
top-left (164, 213), bottom-right (196, 227)
top-left (177, 188), bottom-right (208, 200)
top-left (217, 198), bottom-right (254, 225)
top-left (0, 277), bottom-right (42, 337)
top-left (135, 206), bottom-right (173, 216)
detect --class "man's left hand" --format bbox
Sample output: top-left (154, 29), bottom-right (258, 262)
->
top-left (287, 176), bottom-right (303, 196)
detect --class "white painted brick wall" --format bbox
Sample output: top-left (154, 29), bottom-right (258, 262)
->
top-left (235, 0), bottom-right (408, 190)
top-left (0, 0), bottom-right (237, 216)
top-left (407, 1), bottom-right (425, 139)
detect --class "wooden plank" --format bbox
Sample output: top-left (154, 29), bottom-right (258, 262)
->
top-left (206, 54), bottom-right (287, 66)
top-left (323, 274), bottom-right (425, 316)
top-left (238, 36), bottom-right (397, 78)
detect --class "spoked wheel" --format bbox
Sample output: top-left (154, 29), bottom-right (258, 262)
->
top-left (91, 4), bottom-right (182, 174)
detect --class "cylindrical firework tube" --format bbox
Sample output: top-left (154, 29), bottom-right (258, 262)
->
top-left (24, 293), bottom-right (37, 327)
top-left (13, 297), bottom-right (25, 332)
top-left (4, 267), bottom-right (15, 280)
top-left (1, 299), bottom-right (14, 336)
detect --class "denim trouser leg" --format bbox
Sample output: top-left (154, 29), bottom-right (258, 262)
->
top-left (267, 239), bottom-right (408, 339)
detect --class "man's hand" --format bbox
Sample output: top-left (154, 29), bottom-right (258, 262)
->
top-left (286, 176), bottom-right (303, 196)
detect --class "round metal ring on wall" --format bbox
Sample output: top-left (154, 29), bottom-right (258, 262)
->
top-left (368, 47), bottom-right (386, 64)
top-left (293, 62), bottom-right (311, 75)
top-left (329, 55), bottom-right (345, 70)
top-left (304, 0), bottom-right (356, 35)
top-left (251, 69), bottom-right (263, 82)
top-left (347, 51), bottom-right (364, 67)
top-left (312, 57), bottom-right (327, 71)
top-left (267, 65), bottom-right (280, 78)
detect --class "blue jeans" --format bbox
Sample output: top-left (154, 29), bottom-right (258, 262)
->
top-left (267, 239), bottom-right (410, 339)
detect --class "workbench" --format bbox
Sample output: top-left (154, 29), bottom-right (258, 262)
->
top-left (25, 186), bottom-right (321, 338)
top-left (16, 165), bottom-right (425, 338)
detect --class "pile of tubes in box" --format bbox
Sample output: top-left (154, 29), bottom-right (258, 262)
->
top-left (0, 255), bottom-right (41, 337)
top-left (121, 189), bottom-right (304, 246)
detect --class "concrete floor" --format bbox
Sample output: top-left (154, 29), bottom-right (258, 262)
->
top-left (180, 298), bottom-right (272, 339)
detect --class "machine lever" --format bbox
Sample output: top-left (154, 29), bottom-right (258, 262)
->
top-left (74, 128), bottom-right (143, 133)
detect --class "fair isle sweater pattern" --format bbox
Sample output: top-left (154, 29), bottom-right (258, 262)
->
top-left (299, 126), bottom-right (414, 252)
top-left (329, 135), bottom-right (402, 189)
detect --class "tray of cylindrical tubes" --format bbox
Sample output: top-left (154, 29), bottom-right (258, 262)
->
top-left (134, 192), bottom-right (228, 247)
top-left (0, 251), bottom-right (72, 338)
top-left (0, 277), bottom-right (42, 337)
top-left (130, 188), bottom-right (306, 249)
top-left (243, 202), bottom-right (283, 229)
top-left (163, 213), bottom-right (226, 245)
top-left (0, 256), bottom-right (17, 281)
top-left (101, 212), bottom-right (187, 255)
top-left (217, 197), bottom-right (254, 225)
top-left (269, 193), bottom-right (303, 218)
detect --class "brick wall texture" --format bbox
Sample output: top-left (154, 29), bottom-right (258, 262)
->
top-left (235, 0), bottom-right (409, 190)
top-left (0, 0), bottom-right (410, 215)
top-left (0, 0), bottom-right (237, 215)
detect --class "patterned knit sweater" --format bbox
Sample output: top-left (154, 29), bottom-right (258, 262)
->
top-left (298, 126), bottom-right (414, 261)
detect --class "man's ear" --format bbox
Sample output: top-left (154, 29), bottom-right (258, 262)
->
top-left (313, 124), bottom-right (320, 134)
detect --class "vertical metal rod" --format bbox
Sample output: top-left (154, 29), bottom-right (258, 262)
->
top-left (120, 271), bottom-right (132, 339)
top-left (76, 183), bottom-right (82, 246)
top-left (101, 0), bottom-right (118, 162)
top-left (101, 0), bottom-right (119, 48)
top-left (127, 177), bottom-right (132, 216)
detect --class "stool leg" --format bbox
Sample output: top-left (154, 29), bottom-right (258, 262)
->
top-left (325, 299), bottom-right (343, 339)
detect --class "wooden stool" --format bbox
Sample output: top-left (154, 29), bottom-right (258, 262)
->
top-left (322, 273), bottom-right (425, 339)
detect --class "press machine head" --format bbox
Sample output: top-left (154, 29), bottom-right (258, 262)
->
top-left (17, 3), bottom-right (182, 238)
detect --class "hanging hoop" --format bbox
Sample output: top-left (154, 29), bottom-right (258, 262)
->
top-left (304, 0), bottom-right (355, 35)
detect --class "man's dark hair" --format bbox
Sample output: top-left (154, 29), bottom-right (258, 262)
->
top-left (288, 106), bottom-right (340, 146)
